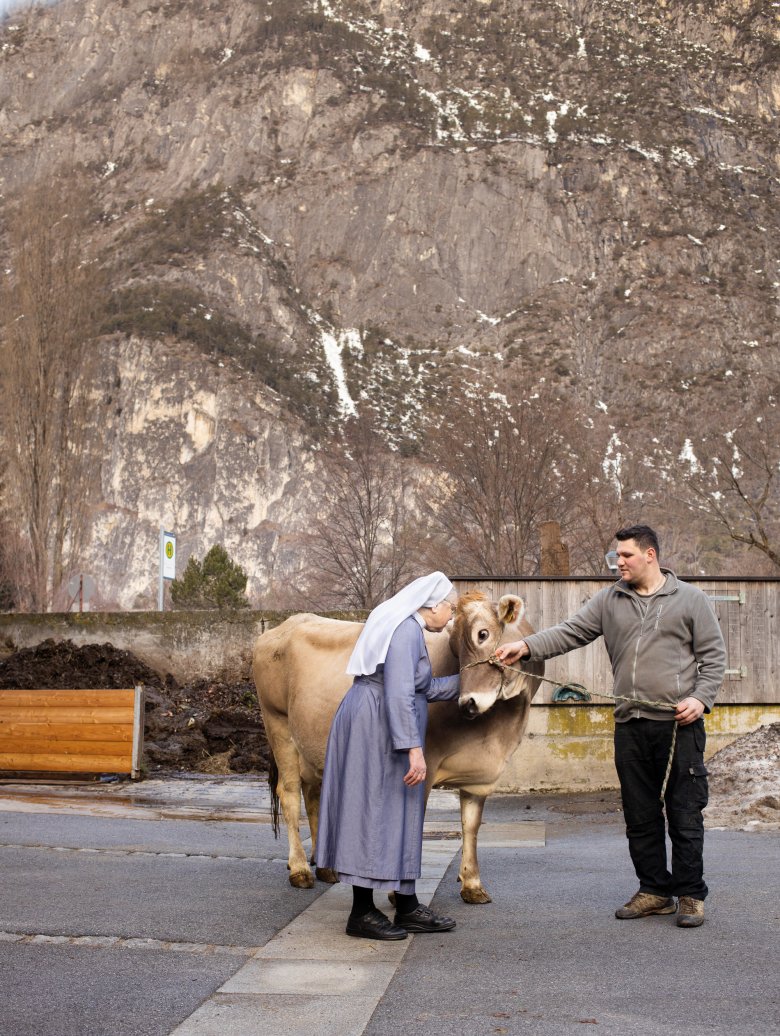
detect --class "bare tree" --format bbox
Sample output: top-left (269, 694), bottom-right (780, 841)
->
top-left (675, 396), bottom-right (780, 571)
top-left (305, 414), bottom-right (420, 608)
top-left (426, 388), bottom-right (583, 576)
top-left (0, 462), bottom-right (21, 610)
top-left (0, 175), bottom-right (105, 611)
top-left (564, 417), bottom-right (651, 575)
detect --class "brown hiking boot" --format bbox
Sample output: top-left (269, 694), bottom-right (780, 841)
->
top-left (615, 891), bottom-right (677, 919)
top-left (676, 896), bottom-right (705, 927)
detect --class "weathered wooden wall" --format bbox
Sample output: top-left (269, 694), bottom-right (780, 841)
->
top-left (453, 577), bottom-right (779, 705)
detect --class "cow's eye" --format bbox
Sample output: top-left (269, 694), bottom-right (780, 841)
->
top-left (477, 629), bottom-right (490, 643)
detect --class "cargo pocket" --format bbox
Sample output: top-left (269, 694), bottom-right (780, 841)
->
top-left (684, 762), bottom-right (709, 810)
top-left (693, 721), bottom-right (707, 755)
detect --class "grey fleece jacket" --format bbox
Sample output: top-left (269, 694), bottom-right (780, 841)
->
top-left (523, 570), bottom-right (726, 722)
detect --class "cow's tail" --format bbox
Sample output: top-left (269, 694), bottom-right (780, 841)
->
top-left (267, 749), bottom-right (281, 839)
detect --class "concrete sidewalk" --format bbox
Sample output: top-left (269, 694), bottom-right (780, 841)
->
top-left (0, 776), bottom-right (777, 1036)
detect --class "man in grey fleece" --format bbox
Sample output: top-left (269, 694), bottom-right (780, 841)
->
top-left (496, 524), bottom-right (726, 928)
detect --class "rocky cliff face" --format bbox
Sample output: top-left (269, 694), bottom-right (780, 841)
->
top-left (1, 0), bottom-right (778, 604)
top-left (90, 336), bottom-right (313, 608)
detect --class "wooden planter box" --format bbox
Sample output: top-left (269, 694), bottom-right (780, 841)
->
top-left (0, 687), bottom-right (145, 779)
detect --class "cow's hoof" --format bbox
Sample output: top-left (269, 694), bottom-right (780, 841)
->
top-left (461, 886), bottom-right (492, 905)
top-left (289, 870), bottom-right (315, 889)
top-left (315, 867), bottom-right (339, 884)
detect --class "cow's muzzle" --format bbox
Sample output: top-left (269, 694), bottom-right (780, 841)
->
top-left (461, 695), bottom-right (481, 720)
top-left (459, 655), bottom-right (508, 718)
top-left (458, 687), bottom-right (500, 719)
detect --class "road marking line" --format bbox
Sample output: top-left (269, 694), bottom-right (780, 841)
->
top-left (0, 931), bottom-right (255, 955)
top-left (0, 842), bottom-right (288, 862)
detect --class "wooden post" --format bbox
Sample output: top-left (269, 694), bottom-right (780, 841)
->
top-left (132, 684), bottom-right (145, 779)
top-left (539, 521), bottom-right (570, 576)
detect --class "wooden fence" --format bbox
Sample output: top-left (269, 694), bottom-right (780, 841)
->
top-left (452, 577), bottom-right (779, 705)
top-left (0, 687), bottom-right (145, 778)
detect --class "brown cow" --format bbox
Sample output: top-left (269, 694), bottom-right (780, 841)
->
top-left (252, 591), bottom-right (542, 903)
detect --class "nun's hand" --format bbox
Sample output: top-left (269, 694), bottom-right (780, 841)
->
top-left (404, 747), bottom-right (427, 786)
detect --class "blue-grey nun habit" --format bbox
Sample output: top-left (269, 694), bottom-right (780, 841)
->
top-left (316, 575), bottom-right (460, 892)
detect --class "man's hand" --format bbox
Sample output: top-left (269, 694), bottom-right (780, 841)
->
top-left (675, 696), bottom-right (705, 726)
top-left (404, 746), bottom-right (427, 786)
top-left (494, 640), bottom-right (529, 665)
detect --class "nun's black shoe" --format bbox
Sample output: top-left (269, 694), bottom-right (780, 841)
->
top-left (394, 904), bottom-right (456, 932)
top-left (346, 908), bottom-right (408, 940)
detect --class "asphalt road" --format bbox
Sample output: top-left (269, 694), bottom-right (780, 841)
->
top-left (0, 781), bottom-right (777, 1036)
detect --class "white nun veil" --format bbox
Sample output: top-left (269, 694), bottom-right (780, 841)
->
top-left (345, 571), bottom-right (454, 676)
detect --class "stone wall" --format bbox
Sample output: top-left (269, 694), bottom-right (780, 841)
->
top-left (0, 611), bottom-right (287, 683)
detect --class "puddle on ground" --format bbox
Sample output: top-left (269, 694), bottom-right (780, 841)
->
top-left (0, 786), bottom-right (274, 822)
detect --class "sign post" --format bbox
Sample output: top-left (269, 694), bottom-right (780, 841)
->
top-left (66, 574), bottom-right (97, 613)
top-left (159, 528), bottom-right (176, 611)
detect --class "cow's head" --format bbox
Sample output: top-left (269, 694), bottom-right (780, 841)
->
top-left (452, 591), bottom-right (541, 718)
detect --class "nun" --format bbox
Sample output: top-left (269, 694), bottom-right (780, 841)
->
top-left (316, 572), bottom-right (461, 940)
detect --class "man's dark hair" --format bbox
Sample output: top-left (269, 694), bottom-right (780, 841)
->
top-left (615, 524), bottom-right (660, 558)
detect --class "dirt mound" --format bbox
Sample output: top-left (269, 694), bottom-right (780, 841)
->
top-left (706, 722), bottom-right (780, 831)
top-left (0, 639), bottom-right (270, 776)
top-left (146, 675), bottom-right (271, 774)
top-left (0, 638), bottom-right (164, 690)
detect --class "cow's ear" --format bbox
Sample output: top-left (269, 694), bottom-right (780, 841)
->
top-left (498, 594), bottom-right (525, 628)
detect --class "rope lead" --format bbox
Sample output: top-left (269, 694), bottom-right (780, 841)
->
top-left (461, 654), bottom-right (679, 801)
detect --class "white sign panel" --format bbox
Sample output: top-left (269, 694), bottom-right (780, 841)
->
top-left (162, 531), bottom-right (176, 580)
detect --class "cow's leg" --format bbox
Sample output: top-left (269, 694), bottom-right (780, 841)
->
top-left (274, 740), bottom-right (315, 889)
top-left (458, 789), bottom-right (492, 904)
top-left (301, 777), bottom-right (338, 884)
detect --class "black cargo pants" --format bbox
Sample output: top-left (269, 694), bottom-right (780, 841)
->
top-left (614, 717), bottom-right (709, 900)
